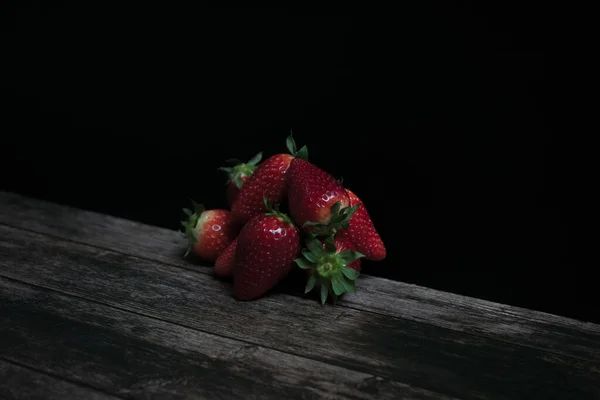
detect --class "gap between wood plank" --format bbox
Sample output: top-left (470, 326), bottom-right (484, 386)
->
top-left (2, 273), bottom-right (407, 389)
top-left (0, 357), bottom-right (123, 400)
top-left (0, 276), bottom-right (455, 400)
top-left (1, 187), bottom-right (597, 343)
top-left (1, 224), bottom-right (598, 400)
top-left (1, 189), bottom-right (596, 335)
top-left (1, 218), bottom-right (599, 368)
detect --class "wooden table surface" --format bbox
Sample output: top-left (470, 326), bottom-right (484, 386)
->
top-left (0, 191), bottom-right (599, 400)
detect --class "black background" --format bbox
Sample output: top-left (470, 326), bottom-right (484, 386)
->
top-left (1, 3), bottom-right (595, 322)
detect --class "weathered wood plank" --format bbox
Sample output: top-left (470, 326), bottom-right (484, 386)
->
top-left (1, 190), bottom-right (599, 365)
top-left (342, 275), bottom-right (600, 362)
top-left (1, 224), bottom-right (598, 400)
top-left (0, 278), bottom-right (446, 400)
top-left (0, 359), bottom-right (121, 400)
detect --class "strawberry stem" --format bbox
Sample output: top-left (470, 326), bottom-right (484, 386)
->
top-left (286, 130), bottom-right (309, 160)
top-left (263, 195), bottom-right (296, 227)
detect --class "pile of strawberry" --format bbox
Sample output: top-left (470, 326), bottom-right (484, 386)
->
top-left (180, 134), bottom-right (386, 305)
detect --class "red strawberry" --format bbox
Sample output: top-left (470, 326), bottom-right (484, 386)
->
top-left (231, 134), bottom-right (307, 223)
top-left (219, 152), bottom-right (263, 207)
top-left (214, 238), bottom-right (238, 278)
top-left (296, 235), bottom-right (363, 304)
top-left (181, 201), bottom-right (239, 262)
top-left (287, 158), bottom-right (352, 230)
top-left (233, 198), bottom-right (301, 300)
top-left (337, 189), bottom-right (386, 261)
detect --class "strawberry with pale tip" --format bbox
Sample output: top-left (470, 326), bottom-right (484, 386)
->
top-left (287, 158), bottom-right (354, 231)
top-left (181, 200), bottom-right (239, 262)
top-left (298, 188), bottom-right (386, 262)
top-left (296, 235), bottom-right (363, 305)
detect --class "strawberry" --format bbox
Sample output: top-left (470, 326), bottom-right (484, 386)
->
top-left (181, 200), bottom-right (240, 262)
top-left (233, 198), bottom-right (301, 300)
top-left (295, 235), bottom-right (363, 305)
top-left (231, 134), bottom-right (307, 223)
top-left (219, 152), bottom-right (263, 207)
top-left (214, 238), bottom-right (238, 278)
top-left (287, 158), bottom-right (355, 231)
top-left (337, 189), bottom-right (387, 261)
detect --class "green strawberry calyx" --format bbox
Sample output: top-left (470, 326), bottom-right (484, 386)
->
top-left (263, 195), bottom-right (296, 227)
top-left (286, 130), bottom-right (309, 160)
top-left (302, 201), bottom-right (361, 239)
top-left (295, 236), bottom-right (364, 305)
top-left (219, 152), bottom-right (263, 189)
top-left (180, 199), bottom-right (206, 258)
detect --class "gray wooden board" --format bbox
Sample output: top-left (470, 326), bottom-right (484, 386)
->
top-left (0, 359), bottom-right (121, 400)
top-left (1, 190), bottom-right (599, 366)
top-left (1, 278), bottom-right (442, 400)
top-left (1, 223), bottom-right (599, 399)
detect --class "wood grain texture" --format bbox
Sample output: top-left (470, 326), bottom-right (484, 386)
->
top-left (0, 278), bottom-right (450, 400)
top-left (1, 224), bottom-right (599, 400)
top-left (1, 190), bottom-right (599, 365)
top-left (0, 359), bottom-right (121, 400)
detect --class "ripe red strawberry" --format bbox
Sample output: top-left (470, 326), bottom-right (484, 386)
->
top-left (287, 158), bottom-right (353, 231)
top-left (231, 134), bottom-right (307, 223)
top-left (233, 198), bottom-right (301, 300)
top-left (337, 189), bottom-right (387, 261)
top-left (296, 235), bottom-right (363, 304)
top-left (219, 152), bottom-right (263, 207)
top-left (214, 238), bottom-right (238, 278)
top-left (181, 200), bottom-right (240, 262)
